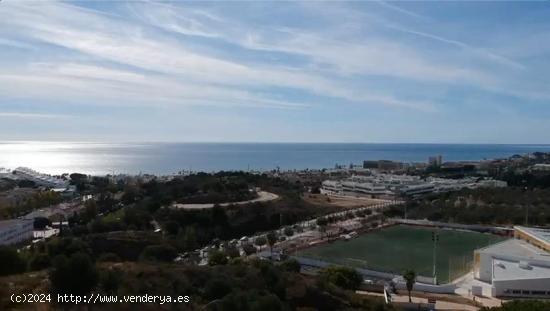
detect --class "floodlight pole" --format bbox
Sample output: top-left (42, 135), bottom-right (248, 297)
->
top-left (432, 231), bottom-right (439, 284)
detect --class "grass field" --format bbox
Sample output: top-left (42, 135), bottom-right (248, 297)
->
top-left (299, 224), bottom-right (506, 283)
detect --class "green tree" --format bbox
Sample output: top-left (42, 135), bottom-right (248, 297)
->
top-left (0, 246), bottom-right (27, 276)
top-left (164, 221), bottom-right (180, 236)
top-left (139, 244), bottom-right (177, 262)
top-left (266, 231), bottom-right (278, 259)
top-left (82, 200), bottom-right (98, 223)
top-left (316, 217), bottom-right (328, 226)
top-left (242, 243), bottom-right (257, 255)
top-left (181, 226), bottom-right (198, 251)
top-left (254, 236), bottom-right (267, 251)
top-left (319, 266), bottom-right (363, 290)
top-left (403, 270), bottom-right (416, 303)
top-left (97, 253), bottom-right (121, 262)
top-left (208, 250), bottom-right (228, 266)
top-left (254, 294), bottom-right (282, 311)
top-left (49, 253), bottom-right (98, 296)
top-left (33, 217), bottom-right (51, 230)
top-left (224, 245), bottom-right (240, 259)
top-left (283, 227), bottom-right (294, 237)
top-left (319, 225), bottom-right (327, 238)
top-left (100, 268), bottom-right (121, 295)
top-left (205, 277), bottom-right (232, 300)
top-left (280, 259), bottom-right (301, 273)
top-left (29, 253), bottom-right (51, 271)
top-left (46, 237), bottom-right (91, 258)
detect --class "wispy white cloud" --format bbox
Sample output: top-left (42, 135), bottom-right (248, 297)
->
top-left (0, 0), bottom-right (549, 143)
top-left (0, 112), bottom-right (69, 119)
top-left (375, 0), bottom-right (428, 20)
top-left (0, 1), bottom-right (437, 111)
top-left (0, 63), bottom-right (312, 110)
top-left (388, 26), bottom-right (526, 70)
top-left (128, 0), bottom-right (526, 90)
top-left (0, 37), bottom-right (33, 49)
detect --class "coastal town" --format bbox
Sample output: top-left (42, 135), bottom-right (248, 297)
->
top-left (3, 0), bottom-right (550, 309)
top-left (2, 151), bottom-right (550, 310)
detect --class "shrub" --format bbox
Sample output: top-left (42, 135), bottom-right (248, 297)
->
top-left (49, 253), bottom-right (98, 296)
top-left (319, 266), bottom-right (363, 290)
top-left (242, 244), bottom-right (257, 255)
top-left (225, 246), bottom-right (240, 259)
top-left (205, 278), bottom-right (232, 300)
top-left (316, 218), bottom-right (328, 226)
top-left (97, 253), bottom-right (121, 262)
top-left (139, 244), bottom-right (177, 262)
top-left (280, 259), bottom-right (301, 273)
top-left (0, 246), bottom-right (27, 276)
top-left (29, 253), bottom-right (51, 270)
top-left (208, 250), bottom-right (228, 266)
top-left (283, 227), bottom-right (294, 237)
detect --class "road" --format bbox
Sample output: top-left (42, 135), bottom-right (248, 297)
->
top-left (196, 199), bottom-right (403, 262)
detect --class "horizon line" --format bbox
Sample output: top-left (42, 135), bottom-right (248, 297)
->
top-left (2, 140), bottom-right (550, 146)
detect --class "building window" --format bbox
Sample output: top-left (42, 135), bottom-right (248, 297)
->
top-left (522, 290), bottom-right (530, 295)
top-left (531, 291), bottom-right (545, 295)
top-left (512, 290), bottom-right (521, 294)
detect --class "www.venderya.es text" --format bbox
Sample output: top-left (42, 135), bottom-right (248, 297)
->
top-left (11, 293), bottom-right (190, 305)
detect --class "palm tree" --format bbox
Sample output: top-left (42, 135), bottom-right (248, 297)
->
top-left (403, 270), bottom-right (416, 303)
top-left (318, 225), bottom-right (327, 239)
top-left (254, 236), bottom-right (267, 251)
top-left (266, 231), bottom-right (278, 259)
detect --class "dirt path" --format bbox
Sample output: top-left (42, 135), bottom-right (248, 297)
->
top-left (172, 191), bottom-right (279, 209)
top-left (357, 290), bottom-right (481, 311)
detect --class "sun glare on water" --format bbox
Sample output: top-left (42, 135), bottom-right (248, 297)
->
top-left (0, 141), bottom-right (117, 175)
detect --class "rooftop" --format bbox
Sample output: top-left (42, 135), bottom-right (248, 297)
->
top-left (493, 258), bottom-right (550, 281)
top-left (0, 167), bottom-right (11, 174)
top-left (477, 238), bottom-right (550, 262)
top-left (0, 218), bottom-right (33, 230)
top-left (515, 226), bottom-right (550, 245)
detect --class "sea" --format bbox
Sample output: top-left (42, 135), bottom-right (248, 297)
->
top-left (1, 141), bottom-right (550, 176)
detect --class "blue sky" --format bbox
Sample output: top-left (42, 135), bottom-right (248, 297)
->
top-left (1, 1), bottom-right (550, 143)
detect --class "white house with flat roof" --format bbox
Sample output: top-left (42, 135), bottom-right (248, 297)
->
top-left (473, 226), bottom-right (550, 298)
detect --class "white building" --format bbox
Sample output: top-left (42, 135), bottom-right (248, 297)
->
top-left (474, 226), bottom-right (550, 298)
top-left (321, 180), bottom-right (341, 195)
top-left (321, 179), bottom-right (390, 197)
top-left (0, 219), bottom-right (34, 245)
top-left (428, 155), bottom-right (442, 167)
top-left (321, 173), bottom-right (506, 198)
top-left (0, 167), bottom-right (13, 179)
top-left (341, 181), bottom-right (388, 196)
top-left (532, 163), bottom-right (550, 171)
top-left (13, 167), bottom-right (68, 188)
top-left (398, 183), bottom-right (435, 196)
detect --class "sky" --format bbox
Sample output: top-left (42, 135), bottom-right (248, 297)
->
top-left (1, 1), bottom-right (550, 143)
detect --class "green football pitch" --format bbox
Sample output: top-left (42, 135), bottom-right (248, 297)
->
top-left (299, 224), bottom-right (506, 283)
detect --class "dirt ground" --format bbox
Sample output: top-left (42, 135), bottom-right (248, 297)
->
top-left (303, 193), bottom-right (387, 208)
top-left (357, 290), bottom-right (482, 311)
top-left (172, 191), bottom-right (279, 209)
